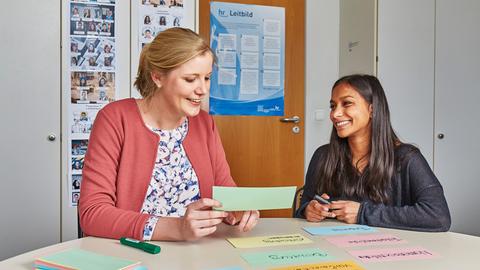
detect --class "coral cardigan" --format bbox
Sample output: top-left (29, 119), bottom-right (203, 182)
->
top-left (79, 98), bottom-right (236, 240)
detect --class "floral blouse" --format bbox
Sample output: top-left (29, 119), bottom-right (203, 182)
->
top-left (140, 119), bottom-right (200, 240)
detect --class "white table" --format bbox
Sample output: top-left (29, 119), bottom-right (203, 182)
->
top-left (1, 218), bottom-right (479, 269)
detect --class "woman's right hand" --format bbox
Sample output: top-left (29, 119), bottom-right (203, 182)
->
top-left (305, 193), bottom-right (335, 222)
top-left (177, 198), bottom-right (228, 241)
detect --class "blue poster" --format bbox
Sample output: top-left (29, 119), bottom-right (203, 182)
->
top-left (209, 2), bottom-right (285, 116)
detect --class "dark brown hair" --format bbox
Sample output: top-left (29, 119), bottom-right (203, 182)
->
top-left (317, 74), bottom-right (399, 203)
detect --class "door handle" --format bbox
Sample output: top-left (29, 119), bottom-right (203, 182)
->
top-left (279, 116), bottom-right (300, 123)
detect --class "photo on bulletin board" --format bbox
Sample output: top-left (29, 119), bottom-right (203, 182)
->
top-left (71, 71), bottom-right (115, 104)
top-left (72, 192), bottom-right (80, 205)
top-left (71, 174), bottom-right (82, 191)
top-left (132, 0), bottom-right (194, 98)
top-left (70, 104), bottom-right (101, 135)
top-left (71, 156), bottom-right (84, 173)
top-left (71, 139), bottom-right (89, 155)
top-left (70, 2), bottom-right (115, 36)
top-left (71, 37), bottom-right (116, 71)
top-left (67, 0), bottom-right (118, 208)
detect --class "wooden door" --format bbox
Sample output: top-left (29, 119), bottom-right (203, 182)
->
top-left (199, 0), bottom-right (305, 217)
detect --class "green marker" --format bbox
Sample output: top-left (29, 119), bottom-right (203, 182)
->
top-left (120, 237), bottom-right (161, 254)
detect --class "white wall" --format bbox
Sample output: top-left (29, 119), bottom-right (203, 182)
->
top-left (304, 0), bottom-right (339, 172)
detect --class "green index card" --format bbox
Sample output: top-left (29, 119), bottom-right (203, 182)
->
top-left (241, 248), bottom-right (332, 267)
top-left (34, 248), bottom-right (141, 270)
top-left (213, 186), bottom-right (297, 211)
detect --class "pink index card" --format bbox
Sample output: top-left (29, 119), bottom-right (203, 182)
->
top-left (325, 234), bottom-right (406, 247)
top-left (349, 246), bottom-right (439, 263)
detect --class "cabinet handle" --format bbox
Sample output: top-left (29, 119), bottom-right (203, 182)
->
top-left (48, 134), bottom-right (57, 141)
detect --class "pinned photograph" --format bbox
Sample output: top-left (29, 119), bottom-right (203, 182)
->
top-left (71, 72), bottom-right (115, 103)
top-left (72, 192), bottom-right (80, 204)
top-left (71, 110), bottom-right (93, 134)
top-left (72, 139), bottom-right (89, 155)
top-left (170, 0), bottom-right (184, 8)
top-left (142, 27), bottom-right (154, 41)
top-left (71, 19), bottom-right (86, 35)
top-left (72, 156), bottom-right (84, 172)
top-left (159, 15), bottom-right (167, 26)
top-left (72, 174), bottom-right (82, 191)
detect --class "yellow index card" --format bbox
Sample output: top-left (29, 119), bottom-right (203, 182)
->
top-left (269, 260), bottom-right (365, 270)
top-left (227, 234), bottom-right (313, 248)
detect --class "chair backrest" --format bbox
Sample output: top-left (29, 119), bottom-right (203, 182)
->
top-left (292, 186), bottom-right (304, 217)
top-left (77, 206), bottom-right (83, 238)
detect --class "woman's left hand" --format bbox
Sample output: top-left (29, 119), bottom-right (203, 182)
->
top-left (224, 210), bottom-right (260, 232)
top-left (330, 200), bottom-right (360, 224)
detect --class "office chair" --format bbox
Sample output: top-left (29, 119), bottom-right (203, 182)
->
top-left (292, 186), bottom-right (304, 217)
top-left (77, 205), bottom-right (83, 238)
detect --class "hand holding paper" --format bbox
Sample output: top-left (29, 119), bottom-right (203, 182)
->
top-left (224, 210), bottom-right (260, 232)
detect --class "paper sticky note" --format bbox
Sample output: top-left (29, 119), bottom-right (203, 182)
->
top-left (227, 234), bottom-right (313, 248)
top-left (213, 186), bottom-right (296, 211)
top-left (303, 225), bottom-right (376, 236)
top-left (349, 246), bottom-right (439, 263)
top-left (270, 260), bottom-right (365, 270)
top-left (210, 267), bottom-right (244, 270)
top-left (241, 248), bottom-right (332, 267)
top-left (325, 234), bottom-right (406, 247)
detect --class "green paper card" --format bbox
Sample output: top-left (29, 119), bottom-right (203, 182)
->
top-left (213, 186), bottom-right (297, 211)
top-left (34, 248), bottom-right (141, 270)
top-left (241, 248), bottom-right (333, 267)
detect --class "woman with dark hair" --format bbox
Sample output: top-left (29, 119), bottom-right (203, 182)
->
top-left (83, 8), bottom-right (91, 19)
top-left (144, 15), bottom-right (151, 25)
top-left (98, 76), bottom-right (106, 87)
top-left (71, 56), bottom-right (78, 66)
top-left (159, 16), bottom-right (166, 26)
top-left (72, 7), bottom-right (80, 18)
top-left (88, 21), bottom-right (96, 32)
top-left (295, 74), bottom-right (451, 232)
top-left (173, 17), bottom-right (180, 27)
top-left (103, 44), bottom-right (112, 54)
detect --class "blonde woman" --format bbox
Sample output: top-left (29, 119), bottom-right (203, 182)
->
top-left (79, 28), bottom-right (259, 241)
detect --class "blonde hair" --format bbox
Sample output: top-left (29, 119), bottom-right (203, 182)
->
top-left (134, 27), bottom-right (214, 99)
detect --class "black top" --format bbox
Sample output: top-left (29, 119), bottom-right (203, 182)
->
top-left (295, 144), bottom-right (451, 232)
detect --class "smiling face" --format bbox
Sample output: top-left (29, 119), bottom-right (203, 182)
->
top-left (152, 52), bottom-right (213, 120)
top-left (330, 83), bottom-right (372, 141)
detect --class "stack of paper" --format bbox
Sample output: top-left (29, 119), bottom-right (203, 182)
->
top-left (34, 248), bottom-right (141, 270)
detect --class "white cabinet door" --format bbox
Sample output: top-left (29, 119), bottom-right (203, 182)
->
top-left (379, 0), bottom-right (480, 236)
top-left (0, 1), bottom-right (61, 260)
top-left (377, 0), bottom-right (435, 166)
top-left (435, 0), bottom-right (480, 236)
